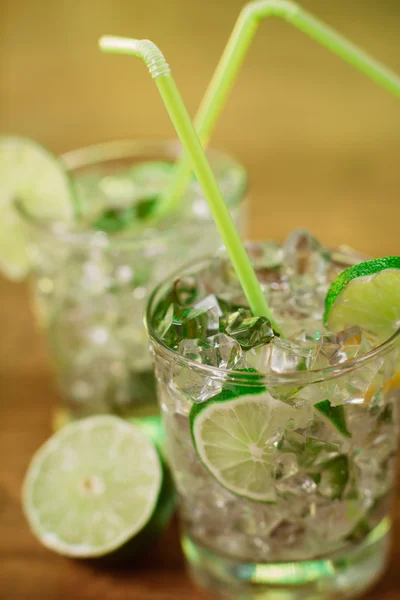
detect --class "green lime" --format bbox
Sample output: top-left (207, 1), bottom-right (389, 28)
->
top-left (324, 257), bottom-right (400, 342)
top-left (22, 416), bottom-right (173, 558)
top-left (190, 385), bottom-right (300, 502)
top-left (0, 136), bottom-right (75, 279)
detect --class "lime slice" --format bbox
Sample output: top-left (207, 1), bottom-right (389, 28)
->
top-left (22, 416), bottom-right (167, 558)
top-left (0, 136), bottom-right (75, 279)
top-left (190, 386), bottom-right (299, 502)
top-left (324, 257), bottom-right (400, 342)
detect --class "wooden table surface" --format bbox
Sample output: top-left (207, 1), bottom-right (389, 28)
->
top-left (1, 0), bottom-right (400, 598)
top-left (1, 283), bottom-right (400, 600)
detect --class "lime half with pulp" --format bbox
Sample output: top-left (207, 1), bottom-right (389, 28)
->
top-left (190, 386), bottom-right (299, 502)
top-left (22, 416), bottom-right (172, 558)
top-left (0, 136), bottom-right (75, 279)
top-left (324, 257), bottom-right (400, 343)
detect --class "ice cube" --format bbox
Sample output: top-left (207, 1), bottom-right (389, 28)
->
top-left (305, 330), bottom-right (381, 406)
top-left (288, 287), bottom-right (326, 320)
top-left (130, 161), bottom-right (173, 190)
top-left (225, 307), bottom-right (251, 330)
top-left (178, 338), bottom-right (208, 363)
top-left (177, 306), bottom-right (220, 339)
top-left (274, 452), bottom-right (299, 481)
top-left (219, 305), bottom-right (251, 332)
top-left (269, 338), bottom-right (313, 373)
top-left (178, 333), bottom-right (242, 369)
top-left (204, 333), bottom-right (243, 368)
top-left (278, 428), bottom-right (342, 470)
top-left (158, 303), bottom-right (220, 346)
top-left (236, 504), bottom-right (281, 539)
top-left (88, 326), bottom-right (109, 345)
top-left (80, 256), bottom-right (112, 296)
top-left (281, 229), bottom-right (330, 283)
top-left (115, 264), bottom-right (134, 285)
top-left (311, 326), bottom-right (374, 368)
top-left (301, 437), bottom-right (341, 469)
top-left (317, 455), bottom-right (349, 500)
top-left (172, 275), bottom-right (202, 306)
top-left (226, 315), bottom-right (275, 350)
top-left (173, 364), bottom-right (222, 403)
top-left (74, 174), bottom-right (109, 218)
top-left (276, 473), bottom-right (317, 496)
top-left (269, 520), bottom-right (306, 547)
top-left (99, 174), bottom-right (136, 206)
top-left (246, 241), bottom-right (283, 269)
top-left (306, 498), bottom-right (366, 543)
top-left (205, 255), bottom-right (244, 301)
top-left (354, 425), bottom-right (397, 499)
top-left (194, 294), bottom-right (224, 317)
top-left (242, 345), bottom-right (272, 372)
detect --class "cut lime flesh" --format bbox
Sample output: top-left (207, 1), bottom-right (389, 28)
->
top-left (22, 416), bottom-right (163, 558)
top-left (190, 390), bottom-right (300, 502)
top-left (325, 257), bottom-right (400, 343)
top-left (0, 136), bottom-right (75, 279)
top-left (53, 408), bottom-right (168, 463)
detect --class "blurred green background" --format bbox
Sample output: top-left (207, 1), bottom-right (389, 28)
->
top-left (1, 0), bottom-right (400, 254)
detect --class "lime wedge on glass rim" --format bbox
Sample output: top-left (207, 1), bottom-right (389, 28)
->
top-left (324, 257), bottom-right (400, 343)
top-left (0, 136), bottom-right (75, 280)
top-left (190, 383), bottom-right (304, 503)
top-left (22, 416), bottom-right (175, 559)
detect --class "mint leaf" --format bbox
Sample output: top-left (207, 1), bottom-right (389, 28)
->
top-left (314, 399), bottom-right (352, 438)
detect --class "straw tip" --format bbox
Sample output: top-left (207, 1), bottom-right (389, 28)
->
top-left (98, 35), bottom-right (141, 54)
top-left (98, 35), bottom-right (117, 51)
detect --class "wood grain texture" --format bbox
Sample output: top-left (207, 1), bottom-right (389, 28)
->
top-left (1, 0), bottom-right (400, 598)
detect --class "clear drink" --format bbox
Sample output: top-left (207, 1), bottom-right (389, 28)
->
top-left (146, 233), bottom-right (399, 599)
top-left (22, 139), bottom-right (247, 422)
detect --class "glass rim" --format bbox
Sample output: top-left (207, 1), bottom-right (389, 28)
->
top-left (145, 250), bottom-right (400, 386)
top-left (18, 138), bottom-right (248, 250)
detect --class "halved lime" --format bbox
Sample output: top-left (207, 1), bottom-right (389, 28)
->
top-left (324, 257), bottom-right (400, 342)
top-left (22, 416), bottom-right (170, 558)
top-left (190, 387), bottom-right (299, 502)
top-left (0, 136), bottom-right (75, 279)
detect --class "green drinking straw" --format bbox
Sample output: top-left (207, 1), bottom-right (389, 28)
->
top-left (157, 0), bottom-right (400, 221)
top-left (99, 35), bottom-right (279, 331)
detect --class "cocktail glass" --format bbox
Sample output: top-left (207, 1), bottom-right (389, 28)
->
top-left (21, 139), bottom-right (247, 423)
top-left (145, 239), bottom-right (400, 599)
